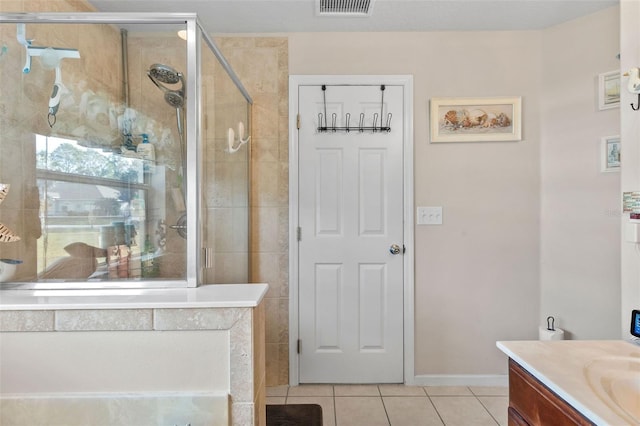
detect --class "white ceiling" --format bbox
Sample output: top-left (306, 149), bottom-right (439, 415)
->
top-left (87, 0), bottom-right (618, 33)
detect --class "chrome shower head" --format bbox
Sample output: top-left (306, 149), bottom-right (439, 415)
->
top-left (164, 90), bottom-right (184, 108)
top-left (147, 63), bottom-right (185, 107)
top-left (148, 63), bottom-right (183, 86)
top-left (147, 62), bottom-right (185, 118)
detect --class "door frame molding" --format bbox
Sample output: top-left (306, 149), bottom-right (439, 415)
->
top-left (288, 75), bottom-right (415, 385)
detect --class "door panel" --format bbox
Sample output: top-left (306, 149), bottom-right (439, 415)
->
top-left (360, 149), bottom-right (386, 235)
top-left (359, 263), bottom-right (386, 350)
top-left (297, 84), bottom-right (404, 383)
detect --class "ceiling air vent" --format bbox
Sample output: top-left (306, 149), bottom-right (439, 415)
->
top-left (316, 0), bottom-right (375, 17)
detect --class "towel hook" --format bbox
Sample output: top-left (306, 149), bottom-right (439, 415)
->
top-left (227, 121), bottom-right (250, 153)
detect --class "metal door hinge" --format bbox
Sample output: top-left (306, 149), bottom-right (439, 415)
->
top-left (296, 114), bottom-right (301, 129)
top-left (403, 244), bottom-right (406, 254)
top-left (297, 339), bottom-right (301, 354)
top-left (297, 226), bottom-right (301, 241)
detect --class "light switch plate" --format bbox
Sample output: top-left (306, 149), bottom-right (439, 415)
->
top-left (417, 206), bottom-right (443, 225)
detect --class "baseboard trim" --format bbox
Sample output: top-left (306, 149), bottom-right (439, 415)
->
top-left (412, 374), bottom-right (508, 387)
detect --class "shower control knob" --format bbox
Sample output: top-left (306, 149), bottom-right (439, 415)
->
top-left (389, 244), bottom-right (402, 255)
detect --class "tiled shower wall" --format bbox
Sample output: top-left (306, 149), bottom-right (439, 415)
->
top-left (216, 37), bottom-right (290, 385)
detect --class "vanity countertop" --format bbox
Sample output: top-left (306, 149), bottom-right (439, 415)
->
top-left (497, 340), bottom-right (640, 426)
top-left (0, 283), bottom-right (269, 310)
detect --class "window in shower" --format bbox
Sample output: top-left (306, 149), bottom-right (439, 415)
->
top-left (35, 134), bottom-right (149, 280)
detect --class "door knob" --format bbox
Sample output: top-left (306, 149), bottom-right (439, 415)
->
top-left (389, 244), bottom-right (402, 255)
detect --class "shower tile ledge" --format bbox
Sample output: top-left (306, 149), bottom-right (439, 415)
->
top-left (0, 283), bottom-right (268, 311)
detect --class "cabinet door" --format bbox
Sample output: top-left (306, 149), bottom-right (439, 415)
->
top-left (509, 359), bottom-right (594, 426)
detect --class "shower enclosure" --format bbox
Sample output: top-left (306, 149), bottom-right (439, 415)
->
top-left (0, 13), bottom-right (252, 289)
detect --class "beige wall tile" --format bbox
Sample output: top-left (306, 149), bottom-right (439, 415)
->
top-left (220, 40), bottom-right (289, 390)
top-left (55, 309), bottom-right (152, 331)
top-left (154, 307), bottom-right (247, 330)
top-left (0, 394), bottom-right (229, 426)
top-left (231, 401), bottom-right (255, 426)
top-left (265, 297), bottom-right (288, 344)
top-left (0, 310), bottom-right (54, 332)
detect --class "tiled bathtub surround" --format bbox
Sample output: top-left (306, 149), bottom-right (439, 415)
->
top-left (1, 393), bottom-right (230, 426)
top-left (0, 285), bottom-right (268, 426)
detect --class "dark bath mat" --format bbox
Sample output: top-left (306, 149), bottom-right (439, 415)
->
top-left (266, 403), bottom-right (323, 426)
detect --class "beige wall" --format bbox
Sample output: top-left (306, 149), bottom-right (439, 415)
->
top-left (540, 7), bottom-right (621, 340)
top-left (287, 8), bottom-right (621, 378)
top-left (620, 0), bottom-right (640, 336)
top-left (290, 31), bottom-right (542, 376)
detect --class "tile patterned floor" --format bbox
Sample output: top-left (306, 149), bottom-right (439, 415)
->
top-left (266, 385), bottom-right (508, 426)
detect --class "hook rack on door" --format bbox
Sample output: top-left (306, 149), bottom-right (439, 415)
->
top-left (317, 85), bottom-right (392, 133)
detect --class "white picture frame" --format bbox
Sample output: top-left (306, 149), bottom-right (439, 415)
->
top-left (430, 96), bottom-right (522, 143)
top-left (601, 135), bottom-right (621, 172)
top-left (598, 70), bottom-right (620, 110)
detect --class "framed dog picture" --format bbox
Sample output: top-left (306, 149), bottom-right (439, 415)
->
top-left (430, 97), bottom-right (522, 143)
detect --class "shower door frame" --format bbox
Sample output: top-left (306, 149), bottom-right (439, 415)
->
top-left (0, 13), bottom-right (252, 289)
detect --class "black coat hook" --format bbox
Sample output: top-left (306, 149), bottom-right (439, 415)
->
top-left (632, 93), bottom-right (640, 111)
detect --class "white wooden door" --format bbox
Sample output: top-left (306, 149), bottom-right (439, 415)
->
top-left (297, 84), bottom-right (405, 383)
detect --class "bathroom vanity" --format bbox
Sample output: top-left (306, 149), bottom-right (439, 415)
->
top-left (0, 284), bottom-right (268, 426)
top-left (497, 340), bottom-right (640, 426)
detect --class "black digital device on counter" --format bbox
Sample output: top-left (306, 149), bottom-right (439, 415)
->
top-left (632, 310), bottom-right (640, 338)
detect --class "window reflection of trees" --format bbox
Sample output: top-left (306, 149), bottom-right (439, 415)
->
top-left (35, 135), bottom-right (147, 277)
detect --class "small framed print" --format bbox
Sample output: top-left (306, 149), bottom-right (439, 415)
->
top-left (598, 70), bottom-right (620, 110)
top-left (601, 135), bottom-right (621, 172)
top-left (430, 96), bottom-right (522, 143)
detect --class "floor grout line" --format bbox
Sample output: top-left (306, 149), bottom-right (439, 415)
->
top-left (332, 385), bottom-right (337, 426)
top-left (426, 394), bottom-right (446, 426)
top-left (378, 385), bottom-right (392, 426)
top-left (475, 394), bottom-right (502, 426)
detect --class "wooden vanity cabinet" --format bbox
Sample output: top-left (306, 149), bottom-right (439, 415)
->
top-left (508, 358), bottom-right (595, 426)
